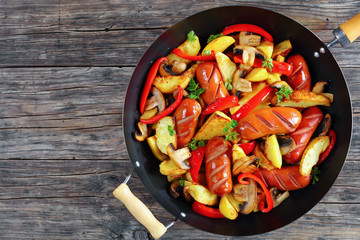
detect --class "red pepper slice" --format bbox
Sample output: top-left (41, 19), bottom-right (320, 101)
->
top-left (140, 85), bottom-right (183, 124)
top-left (238, 141), bottom-right (256, 155)
top-left (234, 55), bottom-right (293, 77)
top-left (317, 130), bottom-right (336, 166)
top-left (222, 24), bottom-right (273, 42)
top-left (201, 96), bottom-right (239, 116)
top-left (139, 57), bottom-right (168, 114)
top-left (192, 201), bottom-right (225, 218)
top-left (231, 85), bottom-right (273, 121)
top-left (237, 173), bottom-right (273, 213)
top-left (171, 48), bottom-right (216, 61)
top-left (189, 146), bottom-right (206, 183)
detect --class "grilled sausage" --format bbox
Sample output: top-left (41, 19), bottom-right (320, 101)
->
top-left (205, 137), bottom-right (233, 196)
top-left (196, 62), bottom-right (229, 105)
top-left (236, 107), bottom-right (302, 140)
top-left (174, 98), bottom-right (202, 147)
top-left (286, 54), bottom-right (311, 91)
top-left (284, 107), bottom-right (323, 164)
top-left (253, 166), bottom-right (311, 191)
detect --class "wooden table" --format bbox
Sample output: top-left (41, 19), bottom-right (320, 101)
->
top-left (0, 1), bottom-right (359, 239)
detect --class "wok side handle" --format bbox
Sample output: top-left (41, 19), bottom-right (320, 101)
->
top-left (340, 13), bottom-right (360, 43)
top-left (113, 183), bottom-right (167, 239)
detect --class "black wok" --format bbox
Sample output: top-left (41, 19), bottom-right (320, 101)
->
top-left (122, 6), bottom-right (353, 236)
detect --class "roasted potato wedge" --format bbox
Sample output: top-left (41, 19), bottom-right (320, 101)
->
top-left (153, 63), bottom-right (198, 94)
top-left (272, 39), bottom-right (292, 58)
top-left (159, 159), bottom-right (187, 176)
top-left (256, 41), bottom-right (274, 59)
top-left (219, 194), bottom-right (241, 220)
top-left (264, 134), bottom-right (282, 169)
top-left (167, 35), bottom-right (201, 65)
top-left (266, 72), bottom-right (282, 85)
top-left (155, 116), bottom-right (177, 154)
top-left (300, 136), bottom-right (330, 176)
top-left (245, 68), bottom-right (269, 82)
top-left (215, 51), bottom-right (237, 82)
top-left (194, 111), bottom-right (231, 140)
top-left (186, 185), bottom-right (218, 206)
top-left (202, 36), bottom-right (235, 55)
top-left (230, 82), bottom-right (267, 114)
top-left (271, 89), bottom-right (331, 107)
top-left (147, 136), bottom-right (168, 161)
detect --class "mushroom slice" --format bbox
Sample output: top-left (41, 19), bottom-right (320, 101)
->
top-left (312, 81), bottom-right (328, 94)
top-left (159, 61), bottom-right (174, 77)
top-left (239, 31), bottom-right (261, 46)
top-left (171, 60), bottom-right (187, 75)
top-left (232, 155), bottom-right (258, 176)
top-left (277, 135), bottom-right (296, 155)
top-left (269, 187), bottom-right (290, 208)
top-left (240, 179), bottom-right (257, 215)
top-left (318, 113), bottom-right (332, 137)
top-left (170, 180), bottom-right (183, 198)
top-left (232, 69), bottom-right (252, 94)
top-left (270, 81), bottom-right (293, 92)
top-left (145, 87), bottom-right (166, 112)
top-left (167, 143), bottom-right (191, 170)
top-left (134, 122), bottom-right (150, 142)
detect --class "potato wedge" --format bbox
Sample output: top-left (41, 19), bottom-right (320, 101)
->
top-left (219, 194), bottom-right (240, 220)
top-left (159, 159), bottom-right (187, 176)
top-left (155, 116), bottom-right (177, 154)
top-left (202, 36), bottom-right (235, 55)
top-left (300, 136), bottom-right (330, 176)
top-left (193, 111), bottom-right (231, 140)
top-left (167, 35), bottom-right (201, 64)
top-left (245, 68), bottom-right (269, 82)
top-left (272, 39), bottom-right (292, 58)
top-left (266, 72), bottom-right (282, 85)
top-left (264, 134), bottom-right (282, 169)
top-left (186, 185), bottom-right (218, 206)
top-left (230, 82), bottom-right (267, 115)
top-left (256, 41), bottom-right (274, 59)
top-left (215, 51), bottom-right (237, 82)
top-left (232, 144), bottom-right (247, 164)
top-left (271, 89), bottom-right (331, 107)
top-left (147, 136), bottom-right (168, 161)
top-left (153, 63), bottom-right (198, 94)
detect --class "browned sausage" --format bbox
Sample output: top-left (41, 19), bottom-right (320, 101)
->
top-left (253, 166), bottom-right (311, 191)
top-left (236, 107), bottom-right (302, 140)
top-left (205, 137), bottom-right (232, 196)
top-left (284, 107), bottom-right (323, 164)
top-left (174, 98), bottom-right (202, 148)
top-left (195, 61), bottom-right (229, 105)
top-left (286, 54), bottom-right (311, 91)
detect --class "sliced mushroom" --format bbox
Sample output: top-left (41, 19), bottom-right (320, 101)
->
top-left (232, 69), bottom-right (252, 94)
top-left (171, 60), bottom-right (187, 75)
top-left (321, 93), bottom-right (334, 103)
top-left (240, 179), bottom-right (257, 214)
top-left (312, 81), bottom-right (328, 94)
top-left (270, 81), bottom-right (293, 91)
top-left (145, 87), bottom-right (166, 112)
top-left (234, 45), bottom-right (266, 66)
top-left (232, 155), bottom-right (258, 175)
top-left (134, 122), bottom-right (150, 141)
top-left (159, 61), bottom-right (174, 77)
top-left (167, 143), bottom-right (191, 170)
top-left (183, 186), bottom-right (193, 202)
top-left (170, 180), bottom-right (183, 198)
top-left (277, 135), bottom-right (296, 155)
top-left (269, 187), bottom-right (290, 208)
top-left (239, 31), bottom-right (261, 46)
top-left (318, 113), bottom-right (332, 137)
top-left (159, 60), bottom-right (187, 77)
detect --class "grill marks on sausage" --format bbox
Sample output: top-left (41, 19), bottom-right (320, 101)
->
top-left (255, 114), bottom-right (275, 130)
top-left (271, 109), bottom-right (296, 131)
top-left (271, 171), bottom-right (287, 190)
top-left (288, 172), bottom-right (301, 189)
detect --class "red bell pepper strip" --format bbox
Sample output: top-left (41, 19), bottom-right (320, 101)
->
top-left (231, 85), bottom-right (273, 121)
top-left (171, 48), bottom-right (216, 61)
top-left (140, 85), bottom-right (183, 124)
top-left (234, 55), bottom-right (293, 77)
top-left (192, 201), bottom-right (225, 218)
top-left (222, 24), bottom-right (273, 42)
top-left (201, 96), bottom-right (239, 116)
top-left (317, 130), bottom-right (336, 166)
top-left (189, 146), bottom-right (206, 183)
top-left (237, 173), bottom-right (273, 213)
top-left (139, 57), bottom-right (168, 114)
top-left (238, 141), bottom-right (256, 155)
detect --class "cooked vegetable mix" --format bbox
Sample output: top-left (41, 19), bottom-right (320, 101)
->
top-left (134, 24), bottom-right (335, 220)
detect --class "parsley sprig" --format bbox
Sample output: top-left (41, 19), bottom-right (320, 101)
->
top-left (275, 85), bottom-right (293, 105)
top-left (223, 120), bottom-right (239, 141)
top-left (186, 78), bottom-right (205, 100)
top-left (188, 138), bottom-right (205, 151)
top-left (225, 78), bottom-right (233, 91)
top-left (187, 30), bottom-right (197, 42)
top-left (256, 157), bottom-right (263, 168)
top-left (168, 125), bottom-right (176, 136)
top-left (311, 167), bottom-right (321, 185)
top-left (262, 58), bottom-right (274, 71)
top-left (203, 50), bottom-right (212, 56)
top-left (207, 33), bottom-right (223, 43)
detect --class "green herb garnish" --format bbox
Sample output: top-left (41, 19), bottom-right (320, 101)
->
top-left (203, 50), bottom-right (211, 56)
top-left (275, 85), bottom-right (293, 105)
top-left (311, 167), bottom-right (321, 185)
top-left (207, 33), bottom-right (224, 43)
top-left (223, 120), bottom-right (239, 141)
top-left (168, 125), bottom-right (176, 136)
top-left (256, 157), bottom-right (263, 168)
top-left (186, 78), bottom-right (205, 100)
top-left (179, 179), bottom-right (185, 187)
top-left (188, 138), bottom-right (206, 151)
top-left (225, 78), bottom-right (233, 91)
top-left (187, 30), bottom-right (197, 42)
top-left (262, 57), bottom-right (274, 71)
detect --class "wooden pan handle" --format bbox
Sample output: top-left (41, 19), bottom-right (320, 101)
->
top-left (113, 183), bottom-right (167, 239)
top-left (340, 13), bottom-right (360, 43)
